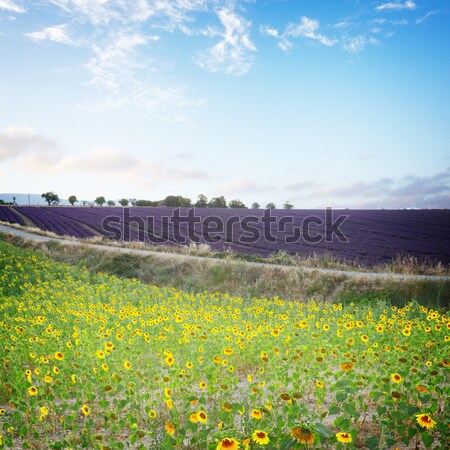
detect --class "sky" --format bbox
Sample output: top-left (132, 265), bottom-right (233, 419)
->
top-left (0, 0), bottom-right (449, 209)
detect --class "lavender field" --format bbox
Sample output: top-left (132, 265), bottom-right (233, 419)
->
top-left (1, 206), bottom-right (449, 266)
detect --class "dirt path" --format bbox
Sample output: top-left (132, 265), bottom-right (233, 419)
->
top-left (1, 223), bottom-right (449, 282)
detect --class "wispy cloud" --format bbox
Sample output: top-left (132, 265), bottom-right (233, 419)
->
top-left (25, 24), bottom-right (74, 45)
top-left (375, 1), bottom-right (416, 12)
top-left (416, 11), bottom-right (439, 25)
top-left (343, 35), bottom-right (379, 53)
top-left (0, 0), bottom-right (25, 13)
top-left (261, 16), bottom-right (337, 52)
top-left (86, 31), bottom-right (150, 90)
top-left (196, 8), bottom-right (256, 76)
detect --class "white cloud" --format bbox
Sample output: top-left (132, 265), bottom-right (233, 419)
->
top-left (25, 24), bottom-right (74, 45)
top-left (196, 8), bottom-right (256, 76)
top-left (0, 127), bottom-right (60, 162)
top-left (259, 25), bottom-right (278, 38)
top-left (260, 16), bottom-right (337, 52)
top-left (0, 0), bottom-right (24, 13)
top-left (375, 1), bottom-right (416, 12)
top-left (86, 31), bottom-right (149, 90)
top-left (343, 35), bottom-right (379, 53)
top-left (416, 11), bottom-right (438, 25)
top-left (285, 17), bottom-right (337, 46)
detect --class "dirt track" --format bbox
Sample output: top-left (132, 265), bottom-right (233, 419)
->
top-left (1, 223), bottom-right (449, 282)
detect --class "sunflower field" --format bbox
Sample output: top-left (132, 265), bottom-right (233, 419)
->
top-left (0, 241), bottom-right (448, 449)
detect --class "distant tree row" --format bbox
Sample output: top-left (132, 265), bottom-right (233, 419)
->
top-left (41, 192), bottom-right (294, 209)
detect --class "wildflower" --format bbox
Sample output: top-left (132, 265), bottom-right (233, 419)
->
top-left (216, 437), bottom-right (240, 450)
top-left (252, 430), bottom-right (270, 445)
top-left (81, 405), bottom-right (90, 416)
top-left (251, 409), bottom-right (262, 419)
top-left (391, 373), bottom-right (402, 383)
top-left (336, 432), bottom-right (352, 443)
top-left (28, 386), bottom-right (38, 396)
top-left (199, 381), bottom-right (207, 389)
top-left (165, 421), bottom-right (175, 436)
top-left (416, 413), bottom-right (436, 429)
top-left (316, 380), bottom-right (324, 388)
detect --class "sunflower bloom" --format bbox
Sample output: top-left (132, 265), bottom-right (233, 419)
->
top-left (391, 373), bottom-right (402, 383)
top-left (252, 430), bottom-right (270, 445)
top-left (197, 410), bottom-right (208, 423)
top-left (291, 427), bottom-right (314, 444)
top-left (165, 421), bottom-right (175, 436)
top-left (251, 409), bottom-right (262, 419)
top-left (28, 386), bottom-right (38, 396)
top-left (216, 437), bottom-right (240, 450)
top-left (416, 413), bottom-right (436, 429)
top-left (124, 360), bottom-right (131, 370)
top-left (81, 405), bottom-right (90, 416)
top-left (336, 432), bottom-right (352, 443)
top-left (340, 362), bottom-right (354, 372)
top-left (55, 352), bottom-right (64, 361)
top-left (190, 413), bottom-right (198, 423)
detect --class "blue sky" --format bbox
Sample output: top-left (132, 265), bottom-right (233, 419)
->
top-left (0, 0), bottom-right (449, 208)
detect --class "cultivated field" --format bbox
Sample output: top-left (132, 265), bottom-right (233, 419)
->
top-left (0, 241), bottom-right (448, 449)
top-left (1, 206), bottom-right (449, 267)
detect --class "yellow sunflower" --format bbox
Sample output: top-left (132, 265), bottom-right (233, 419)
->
top-left (416, 413), bottom-right (436, 429)
top-left (336, 432), bottom-right (352, 444)
top-left (216, 437), bottom-right (240, 450)
top-left (391, 373), bottom-right (402, 383)
top-left (291, 427), bottom-right (314, 445)
top-left (81, 405), bottom-right (90, 416)
top-left (165, 421), bottom-right (176, 436)
top-left (252, 430), bottom-right (270, 446)
top-left (251, 409), bottom-right (262, 419)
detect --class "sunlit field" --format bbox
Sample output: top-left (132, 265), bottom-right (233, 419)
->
top-left (0, 241), bottom-right (448, 449)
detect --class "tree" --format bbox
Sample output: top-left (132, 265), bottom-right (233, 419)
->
top-left (107, 200), bottom-right (116, 207)
top-left (228, 199), bottom-right (246, 208)
top-left (283, 201), bottom-right (293, 209)
top-left (251, 202), bottom-right (260, 209)
top-left (195, 194), bottom-right (208, 208)
top-left (41, 192), bottom-right (59, 206)
top-left (265, 202), bottom-right (276, 209)
top-left (119, 198), bottom-right (129, 206)
top-left (68, 195), bottom-right (78, 206)
top-left (95, 196), bottom-right (106, 206)
top-left (135, 199), bottom-right (159, 207)
top-left (164, 195), bottom-right (192, 207)
top-left (208, 196), bottom-right (227, 208)
top-left (129, 199), bottom-right (137, 207)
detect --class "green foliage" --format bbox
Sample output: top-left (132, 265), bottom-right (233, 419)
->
top-left (208, 196), bottom-right (227, 208)
top-left (265, 202), bottom-right (276, 209)
top-left (228, 199), bottom-right (246, 208)
top-left (164, 195), bottom-right (192, 207)
top-left (95, 196), bottom-right (106, 206)
top-left (68, 195), bottom-right (77, 206)
top-left (118, 198), bottom-right (129, 207)
top-left (41, 192), bottom-right (59, 205)
top-left (194, 194), bottom-right (208, 208)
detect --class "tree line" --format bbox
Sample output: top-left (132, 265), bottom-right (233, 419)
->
top-left (41, 192), bottom-right (294, 209)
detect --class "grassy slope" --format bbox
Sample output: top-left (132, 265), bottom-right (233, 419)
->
top-left (1, 233), bottom-right (448, 308)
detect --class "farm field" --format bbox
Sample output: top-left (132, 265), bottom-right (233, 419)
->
top-left (0, 241), bottom-right (449, 449)
top-left (1, 206), bottom-right (449, 267)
